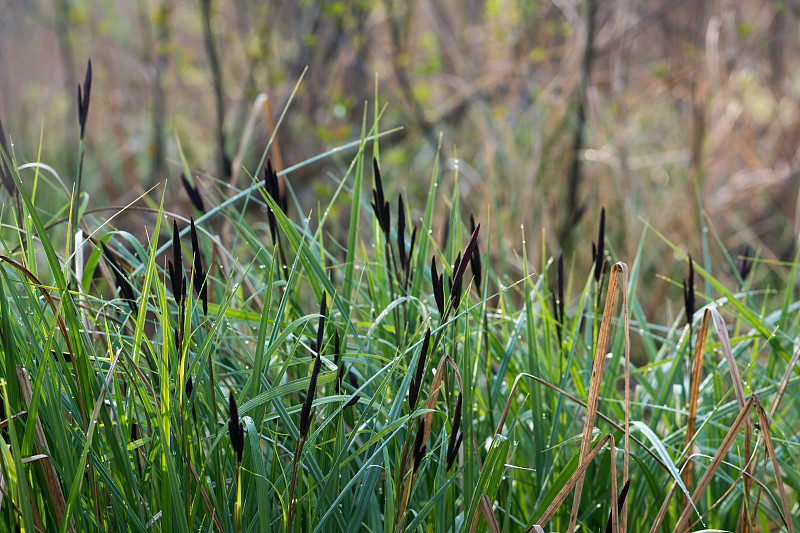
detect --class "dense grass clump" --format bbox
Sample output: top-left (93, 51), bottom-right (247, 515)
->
top-left (0, 100), bottom-right (798, 533)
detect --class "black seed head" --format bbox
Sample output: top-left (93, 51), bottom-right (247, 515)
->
top-left (185, 376), bottom-right (193, 399)
top-left (594, 207), bottom-right (605, 283)
top-left (684, 254), bottom-right (695, 331)
top-left (397, 194), bottom-right (407, 269)
top-left (371, 158), bottom-right (391, 238)
top-left (469, 215), bottom-right (482, 291)
top-left (431, 256), bottom-right (445, 316)
top-left (190, 218), bottom-right (208, 314)
top-left (333, 329), bottom-right (342, 366)
top-left (172, 220), bottom-right (182, 273)
top-left (412, 419), bottom-right (427, 473)
top-left (77, 59), bottom-right (92, 139)
top-left (228, 392), bottom-right (245, 462)
top-left (299, 352), bottom-right (322, 439)
top-left (408, 226), bottom-right (418, 277)
top-left (446, 392), bottom-right (463, 471)
top-left (264, 160), bottom-right (285, 242)
top-left (453, 223), bottom-right (481, 289)
top-left (409, 328), bottom-right (430, 411)
top-left (182, 173), bottom-right (207, 214)
top-left (170, 219), bottom-right (185, 305)
top-left (174, 325), bottom-right (181, 355)
top-left (605, 478), bottom-right (631, 533)
top-left (736, 244), bottom-right (752, 282)
top-left (447, 432), bottom-right (463, 472)
top-left (344, 395), bottom-right (360, 408)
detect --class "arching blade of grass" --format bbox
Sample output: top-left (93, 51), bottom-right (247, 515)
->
top-left (670, 394), bottom-right (756, 533)
top-left (532, 433), bottom-right (612, 529)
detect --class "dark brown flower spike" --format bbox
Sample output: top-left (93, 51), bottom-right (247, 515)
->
top-left (174, 326), bottom-right (181, 355)
top-left (102, 242), bottom-right (138, 314)
top-left (604, 478), bottom-right (631, 533)
top-left (299, 350), bottom-right (322, 439)
top-left (407, 226), bottom-right (418, 276)
top-left (77, 59), bottom-right (92, 140)
top-left (228, 392), bottom-right (245, 462)
top-left (683, 254), bottom-right (694, 337)
top-left (408, 328), bottom-right (430, 411)
top-left (431, 256), bottom-right (445, 316)
top-left (185, 376), bottom-right (193, 399)
top-left (264, 160), bottom-right (286, 243)
top-left (446, 392), bottom-right (463, 471)
top-left (593, 207), bottom-right (605, 283)
top-left (469, 215), bottom-right (482, 291)
top-left (397, 194), bottom-right (407, 269)
top-left (412, 419), bottom-right (427, 473)
top-left (449, 257), bottom-right (464, 311)
top-left (736, 244), bottom-right (752, 282)
top-left (452, 223), bottom-right (481, 289)
top-left (344, 396), bottom-right (360, 408)
top-left (169, 219), bottom-right (185, 305)
top-left (371, 158), bottom-right (391, 239)
top-left (190, 217), bottom-right (208, 315)
top-left (0, 119), bottom-right (16, 196)
top-left (172, 219), bottom-right (183, 275)
top-left (333, 329), bottom-right (344, 392)
top-left (182, 173), bottom-right (207, 214)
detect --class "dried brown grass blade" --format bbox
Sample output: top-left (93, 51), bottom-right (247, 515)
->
top-left (495, 372), bottom-right (534, 436)
top-left (501, 372), bottom-right (668, 471)
top-left (478, 494), bottom-right (501, 533)
top-left (0, 256), bottom-right (75, 368)
top-left (649, 472), bottom-right (679, 533)
top-left (683, 309), bottom-right (711, 500)
top-left (539, 434), bottom-right (612, 527)
top-left (753, 396), bottom-right (795, 533)
top-left (617, 262), bottom-right (630, 533)
top-left (568, 263), bottom-right (623, 533)
top-left (770, 341), bottom-right (800, 417)
top-left (708, 306), bottom-right (752, 527)
top-left (672, 394), bottom-right (755, 532)
top-left (16, 366), bottom-right (74, 533)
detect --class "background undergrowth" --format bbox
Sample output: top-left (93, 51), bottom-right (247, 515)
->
top-left (0, 79), bottom-right (798, 531)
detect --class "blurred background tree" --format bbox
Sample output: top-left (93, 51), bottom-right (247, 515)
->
top-left (2, 0), bottom-right (799, 318)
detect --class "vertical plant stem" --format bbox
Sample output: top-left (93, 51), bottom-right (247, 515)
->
top-left (200, 0), bottom-right (230, 178)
